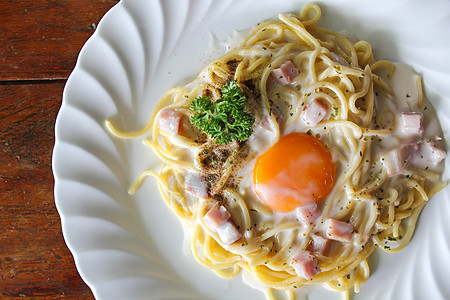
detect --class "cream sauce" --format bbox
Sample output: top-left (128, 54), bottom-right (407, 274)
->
top-left (177, 26), bottom-right (446, 296)
top-left (235, 59), bottom-right (446, 260)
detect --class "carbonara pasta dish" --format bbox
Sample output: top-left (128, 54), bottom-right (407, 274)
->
top-left (106, 3), bottom-right (447, 299)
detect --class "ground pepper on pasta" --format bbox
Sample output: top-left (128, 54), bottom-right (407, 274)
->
top-left (106, 3), bottom-right (447, 299)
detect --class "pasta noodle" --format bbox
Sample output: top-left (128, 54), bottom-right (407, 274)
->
top-left (106, 3), bottom-right (446, 299)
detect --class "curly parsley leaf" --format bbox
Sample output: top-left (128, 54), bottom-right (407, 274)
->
top-left (189, 81), bottom-right (254, 145)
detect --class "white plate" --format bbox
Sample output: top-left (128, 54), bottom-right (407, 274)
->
top-left (53, 0), bottom-right (450, 299)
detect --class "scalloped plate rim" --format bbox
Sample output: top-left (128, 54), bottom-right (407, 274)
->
top-left (53, 0), bottom-right (450, 299)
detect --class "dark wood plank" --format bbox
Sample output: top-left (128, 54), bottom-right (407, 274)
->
top-left (0, 82), bottom-right (93, 299)
top-left (0, 0), bottom-right (119, 81)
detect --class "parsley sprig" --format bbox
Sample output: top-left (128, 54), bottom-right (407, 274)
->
top-left (190, 81), bottom-right (254, 145)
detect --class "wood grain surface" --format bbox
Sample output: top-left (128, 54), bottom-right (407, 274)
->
top-left (0, 1), bottom-right (119, 299)
top-left (0, 0), bottom-right (119, 81)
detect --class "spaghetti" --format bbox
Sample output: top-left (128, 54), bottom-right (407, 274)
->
top-left (106, 3), bottom-right (447, 299)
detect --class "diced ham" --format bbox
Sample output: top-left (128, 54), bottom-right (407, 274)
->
top-left (271, 61), bottom-right (299, 85)
top-left (428, 141), bottom-right (447, 165)
top-left (291, 250), bottom-right (321, 280)
top-left (295, 202), bottom-right (320, 224)
top-left (381, 143), bottom-right (419, 176)
top-left (383, 140), bottom-right (446, 173)
top-left (203, 205), bottom-right (230, 229)
top-left (412, 140), bottom-right (447, 167)
top-left (203, 205), bottom-right (242, 245)
top-left (185, 173), bottom-right (209, 198)
top-left (325, 218), bottom-right (353, 242)
top-left (301, 99), bottom-right (328, 127)
top-left (215, 221), bottom-right (242, 245)
top-left (308, 234), bottom-right (331, 255)
top-left (400, 112), bottom-right (423, 135)
top-left (158, 108), bottom-right (182, 135)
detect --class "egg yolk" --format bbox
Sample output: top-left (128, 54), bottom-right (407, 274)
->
top-left (253, 132), bottom-right (336, 212)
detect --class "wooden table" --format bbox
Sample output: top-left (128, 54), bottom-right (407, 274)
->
top-left (1, 1), bottom-right (119, 298)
